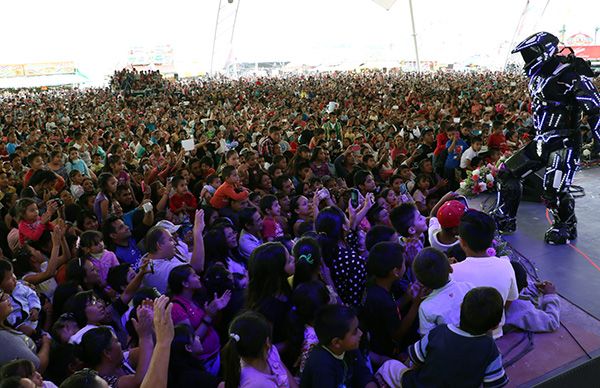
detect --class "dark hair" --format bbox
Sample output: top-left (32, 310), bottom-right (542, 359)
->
top-left (315, 206), bottom-right (346, 268)
top-left (365, 225), bottom-right (397, 251)
top-left (0, 376), bottom-right (24, 388)
top-left (0, 359), bottom-right (35, 381)
top-left (460, 287), bottom-right (503, 335)
top-left (145, 226), bottom-right (168, 254)
top-left (203, 225), bottom-right (238, 267)
top-left (45, 343), bottom-right (80, 385)
top-left (79, 230), bottom-right (103, 251)
top-left (206, 174), bottom-right (219, 185)
top-left (367, 242), bottom-right (404, 278)
top-left (511, 261), bottom-right (528, 292)
top-left (413, 247), bottom-right (451, 289)
top-left (200, 156), bottom-right (214, 167)
top-left (353, 169), bottom-right (372, 188)
top-left (63, 290), bottom-right (96, 327)
top-left (281, 281), bottom-right (330, 369)
top-left (246, 242), bottom-right (291, 310)
top-left (15, 198), bottom-right (36, 221)
top-left (167, 264), bottom-right (194, 295)
top-left (291, 237), bottom-right (322, 289)
top-left (314, 304), bottom-right (356, 346)
top-left (171, 175), bottom-right (186, 189)
top-left (60, 368), bottom-right (107, 388)
top-left (222, 311), bottom-right (272, 388)
top-left (28, 170), bottom-right (57, 188)
top-left (259, 195), bottom-right (278, 214)
top-left (0, 259), bottom-right (13, 285)
top-left (390, 202), bottom-right (418, 237)
top-left (101, 215), bottom-right (122, 248)
top-left (273, 175), bottom-right (291, 191)
top-left (27, 152), bottom-right (42, 166)
top-left (65, 256), bottom-right (96, 289)
top-left (79, 326), bottom-right (114, 367)
top-left (239, 207), bottom-right (259, 230)
top-left (221, 165), bottom-right (237, 181)
top-left (458, 210), bottom-right (495, 252)
top-left (97, 172), bottom-right (115, 194)
top-left (366, 203), bottom-right (385, 225)
top-left (225, 149), bottom-right (238, 161)
top-left (11, 245), bottom-right (36, 278)
top-left (106, 264), bottom-right (130, 293)
top-left (168, 325), bottom-right (212, 386)
top-left (203, 263), bottom-right (235, 296)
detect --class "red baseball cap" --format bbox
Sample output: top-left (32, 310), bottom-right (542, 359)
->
top-left (437, 200), bottom-right (467, 229)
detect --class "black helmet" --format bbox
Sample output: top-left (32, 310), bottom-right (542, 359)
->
top-left (512, 32), bottom-right (559, 75)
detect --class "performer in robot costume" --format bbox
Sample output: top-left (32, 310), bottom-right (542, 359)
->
top-left (493, 31), bottom-right (600, 244)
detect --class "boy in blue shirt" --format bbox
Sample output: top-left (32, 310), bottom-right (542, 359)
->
top-left (301, 305), bottom-right (377, 388)
top-left (444, 127), bottom-right (468, 190)
top-left (377, 286), bottom-right (509, 388)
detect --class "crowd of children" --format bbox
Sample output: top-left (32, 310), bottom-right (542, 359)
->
top-left (0, 68), bottom-right (573, 387)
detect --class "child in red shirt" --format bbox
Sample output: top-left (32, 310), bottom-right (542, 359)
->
top-left (169, 175), bottom-right (197, 224)
top-left (209, 166), bottom-right (249, 209)
top-left (487, 121), bottom-right (508, 153)
top-left (17, 198), bottom-right (57, 246)
top-left (259, 195), bottom-right (284, 241)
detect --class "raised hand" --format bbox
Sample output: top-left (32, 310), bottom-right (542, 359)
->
top-left (205, 290), bottom-right (232, 317)
top-left (153, 295), bottom-right (174, 345)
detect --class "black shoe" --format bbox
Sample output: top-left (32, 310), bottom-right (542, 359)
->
top-left (568, 223), bottom-right (577, 240)
top-left (494, 215), bottom-right (517, 234)
top-left (544, 225), bottom-right (570, 245)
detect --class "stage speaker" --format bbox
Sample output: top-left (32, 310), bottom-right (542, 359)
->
top-left (532, 355), bottom-right (600, 387)
top-left (522, 168), bottom-right (544, 203)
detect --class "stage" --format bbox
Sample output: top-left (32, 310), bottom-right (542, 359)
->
top-left (470, 166), bottom-right (600, 387)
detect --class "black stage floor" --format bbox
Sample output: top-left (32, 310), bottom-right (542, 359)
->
top-left (472, 166), bottom-right (600, 321)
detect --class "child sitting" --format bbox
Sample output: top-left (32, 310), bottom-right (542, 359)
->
top-left (260, 195), bottom-right (285, 241)
top-left (169, 175), bottom-right (198, 224)
top-left (69, 170), bottom-right (85, 200)
top-left (65, 147), bottom-right (93, 178)
top-left (505, 261), bottom-right (560, 332)
top-left (17, 198), bottom-right (57, 246)
top-left (427, 199), bottom-right (466, 253)
top-left (79, 230), bottom-right (120, 287)
top-left (90, 153), bottom-right (105, 175)
top-left (0, 259), bottom-right (41, 337)
top-left (361, 242), bottom-right (424, 362)
top-left (377, 287), bottom-right (509, 388)
top-left (199, 174), bottom-right (221, 206)
top-left (411, 175), bottom-right (430, 214)
top-left (301, 304), bottom-right (377, 388)
top-left (451, 209), bottom-right (519, 338)
top-left (413, 247), bottom-right (474, 336)
top-left (209, 166), bottom-right (249, 210)
top-left (220, 311), bottom-right (294, 388)
top-left (390, 203), bottom-right (428, 290)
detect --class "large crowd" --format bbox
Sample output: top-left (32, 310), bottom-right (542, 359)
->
top-left (1, 66), bottom-right (591, 387)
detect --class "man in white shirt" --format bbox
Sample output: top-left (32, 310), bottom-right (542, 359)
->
top-left (143, 210), bottom-right (206, 293)
top-left (451, 210), bottom-right (518, 338)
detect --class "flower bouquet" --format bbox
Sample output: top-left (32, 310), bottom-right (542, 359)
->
top-left (459, 163), bottom-right (499, 197)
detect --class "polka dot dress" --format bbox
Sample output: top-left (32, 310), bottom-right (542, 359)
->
top-left (331, 231), bottom-right (367, 307)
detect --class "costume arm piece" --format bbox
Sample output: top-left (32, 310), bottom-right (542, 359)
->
top-left (574, 75), bottom-right (600, 141)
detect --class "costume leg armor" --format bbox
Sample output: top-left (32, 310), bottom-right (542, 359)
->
top-left (492, 141), bottom-right (543, 234)
top-left (544, 191), bottom-right (577, 244)
top-left (493, 171), bottom-right (521, 234)
top-left (542, 140), bottom-right (579, 244)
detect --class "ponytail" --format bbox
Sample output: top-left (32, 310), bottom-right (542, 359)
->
top-left (221, 311), bottom-right (272, 388)
top-left (222, 338), bottom-right (242, 388)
